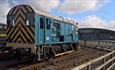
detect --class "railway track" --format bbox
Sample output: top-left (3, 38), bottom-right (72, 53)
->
top-left (2, 46), bottom-right (109, 70)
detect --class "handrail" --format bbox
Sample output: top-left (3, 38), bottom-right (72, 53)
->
top-left (71, 51), bottom-right (115, 70)
top-left (95, 57), bottom-right (115, 70)
top-left (107, 62), bottom-right (115, 70)
top-left (78, 40), bottom-right (115, 50)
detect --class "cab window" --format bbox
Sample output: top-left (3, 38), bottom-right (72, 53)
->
top-left (7, 15), bottom-right (14, 26)
top-left (40, 17), bottom-right (44, 29)
top-left (46, 18), bottom-right (51, 29)
top-left (26, 13), bottom-right (34, 26)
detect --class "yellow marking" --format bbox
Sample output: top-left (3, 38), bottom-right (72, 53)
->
top-left (25, 27), bottom-right (34, 39)
top-left (10, 26), bottom-right (19, 39)
top-left (20, 27), bottom-right (33, 42)
top-left (17, 30), bottom-right (27, 43)
top-left (15, 17), bottom-right (25, 26)
top-left (0, 34), bottom-right (7, 37)
top-left (18, 31), bottom-right (27, 43)
top-left (20, 6), bottom-right (27, 13)
top-left (26, 6), bottom-right (33, 12)
top-left (16, 37), bottom-right (23, 43)
top-left (7, 43), bottom-right (17, 47)
top-left (6, 27), bottom-right (10, 33)
top-left (7, 27), bottom-right (14, 39)
top-left (13, 7), bottom-right (18, 14)
top-left (13, 31), bottom-right (27, 43)
top-left (15, 10), bottom-right (25, 20)
top-left (13, 30), bottom-right (21, 42)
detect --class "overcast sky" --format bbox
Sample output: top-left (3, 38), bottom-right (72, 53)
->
top-left (0, 0), bottom-right (115, 31)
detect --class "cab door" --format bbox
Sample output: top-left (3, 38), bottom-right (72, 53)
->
top-left (35, 16), bottom-right (52, 45)
top-left (45, 18), bottom-right (52, 44)
top-left (39, 16), bottom-right (45, 44)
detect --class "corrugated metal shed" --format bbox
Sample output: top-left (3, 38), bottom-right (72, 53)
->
top-left (79, 28), bottom-right (115, 40)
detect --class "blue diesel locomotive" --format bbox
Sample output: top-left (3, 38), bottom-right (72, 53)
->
top-left (7, 5), bottom-right (78, 60)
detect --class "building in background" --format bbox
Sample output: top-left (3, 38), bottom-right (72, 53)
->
top-left (79, 28), bottom-right (115, 40)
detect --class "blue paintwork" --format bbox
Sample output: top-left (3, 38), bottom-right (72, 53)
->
top-left (60, 22), bottom-right (65, 35)
top-left (45, 18), bottom-right (52, 44)
top-left (35, 15), bottom-right (39, 45)
top-left (34, 14), bottom-right (78, 46)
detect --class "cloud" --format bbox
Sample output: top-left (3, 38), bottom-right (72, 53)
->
top-left (106, 20), bottom-right (115, 30)
top-left (11, 0), bottom-right (111, 14)
top-left (78, 15), bottom-right (115, 31)
top-left (0, 0), bottom-right (113, 32)
top-left (59, 0), bottom-right (111, 14)
top-left (0, 0), bottom-right (10, 24)
top-left (11, 0), bottom-right (60, 12)
top-left (8, 0), bottom-right (111, 14)
top-left (0, 0), bottom-right (60, 23)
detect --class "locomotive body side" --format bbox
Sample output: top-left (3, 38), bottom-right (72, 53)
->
top-left (6, 5), bottom-right (78, 60)
top-left (35, 15), bottom-right (78, 45)
top-left (34, 14), bottom-right (78, 60)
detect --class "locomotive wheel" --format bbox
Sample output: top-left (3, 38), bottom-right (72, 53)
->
top-left (44, 47), bottom-right (55, 61)
top-left (72, 43), bottom-right (77, 50)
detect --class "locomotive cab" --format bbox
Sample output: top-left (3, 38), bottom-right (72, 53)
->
top-left (7, 5), bottom-right (36, 59)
